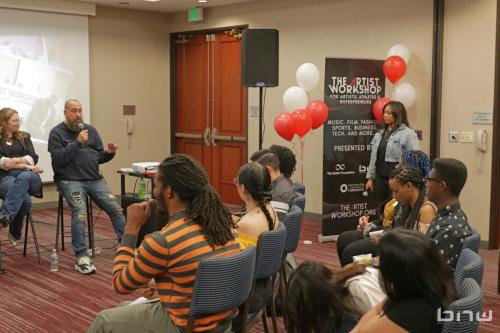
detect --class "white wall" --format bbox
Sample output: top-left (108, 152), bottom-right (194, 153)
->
top-left (441, 0), bottom-right (497, 241)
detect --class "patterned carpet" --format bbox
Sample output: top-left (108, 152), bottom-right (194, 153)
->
top-left (0, 207), bottom-right (498, 333)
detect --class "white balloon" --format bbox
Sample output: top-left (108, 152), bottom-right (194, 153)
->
top-left (387, 44), bottom-right (410, 64)
top-left (296, 63), bottom-right (320, 92)
top-left (283, 86), bottom-right (308, 112)
top-left (392, 82), bottom-right (416, 109)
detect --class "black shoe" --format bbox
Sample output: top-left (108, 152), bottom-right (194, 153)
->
top-left (0, 215), bottom-right (11, 228)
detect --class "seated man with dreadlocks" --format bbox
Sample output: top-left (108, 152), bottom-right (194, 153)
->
top-left (87, 154), bottom-right (240, 333)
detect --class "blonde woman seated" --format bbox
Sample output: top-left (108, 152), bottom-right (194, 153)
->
top-left (0, 108), bottom-right (43, 246)
top-left (233, 162), bottom-right (279, 249)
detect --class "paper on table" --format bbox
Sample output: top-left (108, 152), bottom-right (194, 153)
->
top-left (129, 297), bottom-right (160, 306)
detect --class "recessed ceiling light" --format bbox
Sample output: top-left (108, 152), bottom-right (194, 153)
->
top-left (198, 0), bottom-right (208, 3)
top-left (143, 0), bottom-right (161, 2)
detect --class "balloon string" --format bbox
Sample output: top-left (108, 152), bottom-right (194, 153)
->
top-left (300, 136), bottom-right (305, 183)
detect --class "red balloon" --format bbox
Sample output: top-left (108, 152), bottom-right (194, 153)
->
top-left (274, 112), bottom-right (295, 141)
top-left (306, 100), bottom-right (329, 129)
top-left (372, 97), bottom-right (391, 123)
top-left (383, 56), bottom-right (406, 84)
top-left (291, 109), bottom-right (312, 138)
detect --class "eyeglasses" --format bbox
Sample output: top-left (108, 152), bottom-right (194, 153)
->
top-left (233, 178), bottom-right (239, 185)
top-left (424, 176), bottom-right (442, 183)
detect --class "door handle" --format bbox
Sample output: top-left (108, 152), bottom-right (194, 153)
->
top-left (175, 132), bottom-right (203, 139)
top-left (232, 136), bottom-right (247, 142)
top-left (210, 128), bottom-right (217, 146)
top-left (202, 127), bottom-right (210, 146)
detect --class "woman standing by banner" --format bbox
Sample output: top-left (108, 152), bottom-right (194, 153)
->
top-left (365, 101), bottom-right (418, 203)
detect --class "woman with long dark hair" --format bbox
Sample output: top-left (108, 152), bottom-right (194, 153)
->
top-left (285, 261), bottom-right (368, 333)
top-left (337, 151), bottom-right (431, 266)
top-left (389, 167), bottom-right (436, 233)
top-left (366, 101), bottom-right (419, 202)
top-left (351, 229), bottom-right (457, 333)
top-left (0, 107), bottom-right (42, 246)
top-left (233, 162), bottom-right (279, 249)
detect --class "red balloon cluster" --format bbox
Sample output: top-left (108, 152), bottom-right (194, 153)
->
top-left (273, 100), bottom-right (329, 141)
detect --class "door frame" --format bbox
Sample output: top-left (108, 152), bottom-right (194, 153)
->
top-left (489, 0), bottom-right (500, 250)
top-left (169, 24), bottom-right (249, 155)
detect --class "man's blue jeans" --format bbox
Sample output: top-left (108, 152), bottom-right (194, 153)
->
top-left (0, 170), bottom-right (42, 240)
top-left (57, 179), bottom-right (125, 258)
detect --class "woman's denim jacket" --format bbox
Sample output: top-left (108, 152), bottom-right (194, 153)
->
top-left (366, 124), bottom-right (419, 179)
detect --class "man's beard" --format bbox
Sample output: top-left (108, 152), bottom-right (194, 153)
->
top-left (66, 121), bottom-right (80, 132)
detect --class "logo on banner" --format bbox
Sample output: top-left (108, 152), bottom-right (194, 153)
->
top-left (339, 183), bottom-right (365, 194)
top-left (328, 76), bottom-right (383, 104)
top-left (335, 164), bottom-right (345, 171)
top-left (359, 165), bottom-right (368, 174)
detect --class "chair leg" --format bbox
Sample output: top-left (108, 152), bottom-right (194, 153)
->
top-left (58, 194), bottom-right (65, 251)
top-left (23, 212), bottom-right (30, 256)
top-left (0, 239), bottom-right (4, 273)
top-left (262, 308), bottom-right (270, 333)
top-left (87, 196), bottom-right (95, 259)
top-left (270, 294), bottom-right (279, 333)
top-left (29, 213), bottom-right (42, 264)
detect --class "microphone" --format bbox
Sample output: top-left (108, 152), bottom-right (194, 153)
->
top-left (363, 190), bottom-right (369, 197)
top-left (78, 122), bottom-right (87, 147)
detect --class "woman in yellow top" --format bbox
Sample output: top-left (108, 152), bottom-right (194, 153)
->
top-left (233, 162), bottom-right (279, 249)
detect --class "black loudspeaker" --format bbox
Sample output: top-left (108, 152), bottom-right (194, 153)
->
top-left (242, 29), bottom-right (279, 87)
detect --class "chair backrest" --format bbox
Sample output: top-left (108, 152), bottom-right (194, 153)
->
top-left (291, 192), bottom-right (305, 212)
top-left (254, 222), bottom-right (286, 280)
top-left (283, 205), bottom-right (303, 254)
top-left (441, 278), bottom-right (484, 333)
top-left (463, 229), bottom-right (480, 254)
top-left (189, 246), bottom-right (256, 318)
top-left (454, 248), bottom-right (484, 287)
top-left (294, 181), bottom-right (305, 195)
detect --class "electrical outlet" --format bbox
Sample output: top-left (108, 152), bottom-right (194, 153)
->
top-left (449, 131), bottom-right (459, 143)
top-left (459, 131), bottom-right (475, 143)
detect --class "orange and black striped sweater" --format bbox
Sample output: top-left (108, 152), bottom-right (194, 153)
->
top-left (112, 212), bottom-right (240, 332)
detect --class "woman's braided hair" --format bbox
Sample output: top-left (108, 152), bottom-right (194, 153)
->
top-left (237, 162), bottom-right (275, 231)
top-left (157, 154), bottom-right (235, 246)
top-left (390, 167), bottom-right (426, 231)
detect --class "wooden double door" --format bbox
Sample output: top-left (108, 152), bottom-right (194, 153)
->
top-left (173, 29), bottom-right (247, 205)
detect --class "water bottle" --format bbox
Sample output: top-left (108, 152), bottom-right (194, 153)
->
top-left (137, 177), bottom-right (146, 201)
top-left (50, 249), bottom-right (59, 272)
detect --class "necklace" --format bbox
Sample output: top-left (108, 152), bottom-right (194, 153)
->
top-left (3, 137), bottom-right (12, 146)
top-left (245, 206), bottom-right (260, 214)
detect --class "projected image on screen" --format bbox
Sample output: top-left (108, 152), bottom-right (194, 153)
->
top-left (0, 8), bottom-right (90, 182)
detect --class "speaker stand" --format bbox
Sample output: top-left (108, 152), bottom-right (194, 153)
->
top-left (258, 86), bottom-right (264, 149)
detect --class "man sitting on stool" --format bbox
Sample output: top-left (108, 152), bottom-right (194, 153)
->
top-left (48, 99), bottom-right (125, 274)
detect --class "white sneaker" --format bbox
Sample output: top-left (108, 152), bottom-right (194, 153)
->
top-left (8, 232), bottom-right (18, 246)
top-left (75, 256), bottom-right (97, 274)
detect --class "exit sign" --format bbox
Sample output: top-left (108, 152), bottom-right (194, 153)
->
top-left (188, 7), bottom-right (203, 22)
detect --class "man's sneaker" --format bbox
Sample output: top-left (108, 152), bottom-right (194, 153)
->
top-left (75, 256), bottom-right (97, 274)
top-left (8, 232), bottom-right (19, 246)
